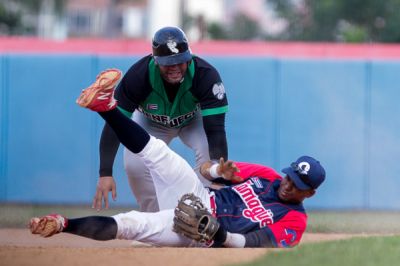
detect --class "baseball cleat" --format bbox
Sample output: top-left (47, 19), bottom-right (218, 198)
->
top-left (76, 68), bottom-right (122, 112)
top-left (29, 214), bottom-right (67, 237)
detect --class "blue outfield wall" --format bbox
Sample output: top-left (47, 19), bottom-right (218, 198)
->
top-left (0, 54), bottom-right (399, 210)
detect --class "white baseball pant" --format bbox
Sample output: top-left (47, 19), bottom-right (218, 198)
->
top-left (113, 136), bottom-right (212, 246)
top-left (124, 111), bottom-right (211, 212)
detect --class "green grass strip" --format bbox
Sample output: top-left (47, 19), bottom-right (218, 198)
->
top-left (235, 235), bottom-right (400, 266)
top-left (307, 211), bottom-right (400, 234)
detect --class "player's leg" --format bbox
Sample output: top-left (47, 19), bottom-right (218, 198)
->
top-left (178, 112), bottom-right (211, 187)
top-left (64, 216), bottom-right (118, 240)
top-left (77, 73), bottom-right (211, 211)
top-left (29, 214), bottom-right (117, 240)
top-left (112, 209), bottom-right (199, 247)
top-left (99, 110), bottom-right (210, 210)
top-left (99, 109), bottom-right (210, 211)
top-left (29, 211), bottom-right (198, 247)
top-left (124, 112), bottom-right (178, 212)
top-left (98, 109), bottom-right (150, 153)
top-left (136, 134), bottom-right (210, 210)
top-left (76, 68), bottom-right (150, 154)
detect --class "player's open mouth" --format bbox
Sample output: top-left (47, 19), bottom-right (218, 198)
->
top-left (165, 71), bottom-right (183, 83)
top-left (167, 71), bottom-right (182, 79)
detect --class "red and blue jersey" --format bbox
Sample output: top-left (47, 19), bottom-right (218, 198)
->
top-left (213, 162), bottom-right (307, 248)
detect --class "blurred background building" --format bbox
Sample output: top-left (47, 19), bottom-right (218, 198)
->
top-left (1, 0), bottom-right (400, 42)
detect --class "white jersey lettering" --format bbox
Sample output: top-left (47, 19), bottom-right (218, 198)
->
top-left (232, 180), bottom-right (274, 227)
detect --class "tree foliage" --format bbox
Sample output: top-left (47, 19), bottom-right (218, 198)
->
top-left (0, 0), bottom-right (64, 35)
top-left (208, 13), bottom-right (261, 40)
top-left (0, 2), bottom-right (22, 34)
top-left (268, 0), bottom-right (400, 43)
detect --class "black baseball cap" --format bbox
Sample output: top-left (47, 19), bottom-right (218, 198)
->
top-left (282, 156), bottom-right (326, 190)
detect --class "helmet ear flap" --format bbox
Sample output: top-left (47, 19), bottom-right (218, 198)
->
top-left (152, 26), bottom-right (192, 66)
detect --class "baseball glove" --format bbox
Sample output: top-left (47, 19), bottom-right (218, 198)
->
top-left (173, 193), bottom-right (220, 243)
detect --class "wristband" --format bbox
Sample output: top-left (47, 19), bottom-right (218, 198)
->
top-left (209, 164), bottom-right (220, 178)
top-left (223, 232), bottom-right (246, 248)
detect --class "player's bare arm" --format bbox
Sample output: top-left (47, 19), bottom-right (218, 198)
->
top-left (200, 158), bottom-right (241, 182)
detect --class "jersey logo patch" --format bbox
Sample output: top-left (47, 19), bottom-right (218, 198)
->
top-left (212, 82), bottom-right (226, 100)
top-left (251, 177), bottom-right (263, 189)
top-left (232, 179), bottom-right (274, 227)
top-left (167, 40), bottom-right (179, 54)
top-left (280, 228), bottom-right (297, 248)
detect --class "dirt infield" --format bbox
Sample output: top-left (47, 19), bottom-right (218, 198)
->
top-left (0, 229), bottom-right (355, 266)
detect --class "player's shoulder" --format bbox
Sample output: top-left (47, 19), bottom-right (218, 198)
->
top-left (116, 55), bottom-right (152, 100)
top-left (191, 56), bottom-right (222, 94)
top-left (235, 162), bottom-right (282, 181)
top-left (192, 56), bottom-right (219, 74)
top-left (121, 54), bottom-right (152, 87)
top-left (126, 54), bottom-right (152, 74)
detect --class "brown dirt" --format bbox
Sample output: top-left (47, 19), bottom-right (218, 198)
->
top-left (0, 229), bottom-right (357, 266)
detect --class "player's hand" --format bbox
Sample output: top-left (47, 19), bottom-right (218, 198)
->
top-left (92, 176), bottom-right (117, 211)
top-left (217, 158), bottom-right (242, 182)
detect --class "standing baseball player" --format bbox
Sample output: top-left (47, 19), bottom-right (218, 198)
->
top-left (97, 26), bottom-right (229, 212)
top-left (29, 70), bottom-right (326, 248)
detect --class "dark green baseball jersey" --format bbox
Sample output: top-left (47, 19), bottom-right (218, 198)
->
top-left (114, 55), bottom-right (228, 128)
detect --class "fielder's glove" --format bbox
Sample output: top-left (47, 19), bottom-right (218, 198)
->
top-left (173, 193), bottom-right (226, 244)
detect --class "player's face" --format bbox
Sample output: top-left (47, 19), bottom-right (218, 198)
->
top-left (278, 176), bottom-right (315, 204)
top-left (158, 62), bottom-right (188, 84)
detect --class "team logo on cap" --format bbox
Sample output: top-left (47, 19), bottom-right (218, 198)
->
top-left (297, 162), bottom-right (310, 175)
top-left (166, 40), bottom-right (179, 53)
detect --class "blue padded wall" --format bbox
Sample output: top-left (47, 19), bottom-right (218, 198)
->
top-left (369, 61), bottom-right (400, 210)
top-left (277, 59), bottom-right (369, 209)
top-left (1, 54), bottom-right (400, 210)
top-left (5, 55), bottom-right (95, 203)
top-left (0, 56), bottom-right (7, 201)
